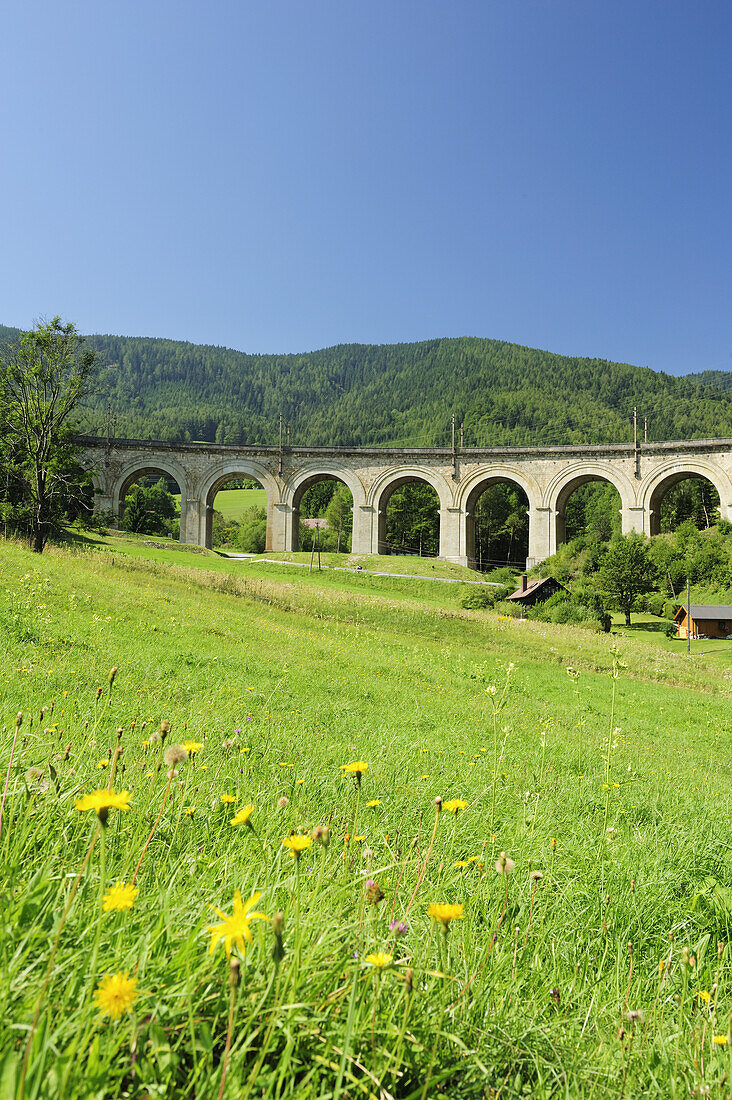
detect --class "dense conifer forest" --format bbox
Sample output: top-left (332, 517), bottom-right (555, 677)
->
top-left (2, 326), bottom-right (730, 447)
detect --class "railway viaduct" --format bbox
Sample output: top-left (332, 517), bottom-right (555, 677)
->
top-left (80, 436), bottom-right (732, 569)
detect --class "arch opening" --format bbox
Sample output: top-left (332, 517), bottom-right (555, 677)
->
top-left (291, 475), bottom-right (353, 553)
top-left (465, 479), bottom-right (529, 572)
top-left (649, 474), bottom-right (720, 536)
top-left (206, 474), bottom-right (269, 551)
top-left (117, 467), bottom-right (182, 538)
top-left (378, 478), bottom-right (440, 557)
top-left (555, 476), bottom-right (622, 549)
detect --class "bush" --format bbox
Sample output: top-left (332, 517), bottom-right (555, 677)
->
top-left (460, 587), bottom-right (494, 610)
top-left (235, 507), bottom-right (267, 554)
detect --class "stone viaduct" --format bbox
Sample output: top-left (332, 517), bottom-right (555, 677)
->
top-left (80, 436), bottom-right (732, 569)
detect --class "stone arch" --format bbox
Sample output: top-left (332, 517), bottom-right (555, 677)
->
top-left (198, 460), bottom-right (280, 550)
top-left (545, 464), bottom-right (636, 550)
top-left (112, 457), bottom-right (189, 540)
top-left (458, 467), bottom-right (541, 570)
top-left (284, 465), bottom-right (366, 553)
top-left (640, 461), bottom-right (732, 536)
top-left (369, 466), bottom-right (453, 558)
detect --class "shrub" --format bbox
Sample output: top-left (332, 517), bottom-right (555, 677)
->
top-left (460, 587), bottom-right (494, 610)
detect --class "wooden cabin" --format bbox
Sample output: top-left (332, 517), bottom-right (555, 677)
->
top-left (674, 604), bottom-right (732, 640)
top-left (506, 574), bottom-right (566, 608)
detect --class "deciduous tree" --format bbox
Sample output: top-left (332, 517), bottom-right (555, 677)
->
top-left (598, 532), bottom-right (655, 626)
top-left (0, 318), bottom-right (99, 551)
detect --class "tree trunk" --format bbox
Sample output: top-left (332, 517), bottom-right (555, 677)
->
top-left (625, 609), bottom-right (631, 626)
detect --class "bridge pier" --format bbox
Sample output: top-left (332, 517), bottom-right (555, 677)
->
top-left (527, 506), bottom-right (553, 568)
top-left (439, 507), bottom-right (467, 566)
top-left (352, 505), bottom-right (375, 556)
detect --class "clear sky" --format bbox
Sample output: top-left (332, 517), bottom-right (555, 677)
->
top-left (1, 0), bottom-right (729, 375)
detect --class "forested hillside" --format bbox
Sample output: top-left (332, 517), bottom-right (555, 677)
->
top-left (1, 325), bottom-right (731, 447)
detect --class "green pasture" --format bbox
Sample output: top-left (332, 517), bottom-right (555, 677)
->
top-left (207, 487), bottom-right (268, 520)
top-left (1, 533), bottom-right (732, 1098)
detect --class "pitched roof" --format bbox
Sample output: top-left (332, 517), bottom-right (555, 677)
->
top-left (674, 604), bottom-right (732, 620)
top-left (506, 576), bottom-right (564, 601)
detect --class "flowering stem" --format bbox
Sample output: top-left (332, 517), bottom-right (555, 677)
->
top-left (420, 935), bottom-right (448, 1100)
top-left (132, 770), bottom-right (174, 884)
top-left (0, 713), bottom-right (22, 844)
top-left (524, 881), bottom-right (537, 947)
top-left (404, 804), bottom-right (440, 919)
top-left (218, 963), bottom-right (239, 1100)
top-left (19, 822), bottom-right (101, 1100)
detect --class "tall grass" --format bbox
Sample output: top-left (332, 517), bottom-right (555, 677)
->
top-left (1, 537), bottom-right (732, 1097)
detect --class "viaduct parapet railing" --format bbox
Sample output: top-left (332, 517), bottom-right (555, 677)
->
top-left (79, 436), bottom-right (732, 568)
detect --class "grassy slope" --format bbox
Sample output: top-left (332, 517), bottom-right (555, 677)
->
top-left (2, 535), bottom-right (732, 1098)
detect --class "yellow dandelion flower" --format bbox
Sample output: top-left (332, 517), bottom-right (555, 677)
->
top-left (442, 799), bottom-right (468, 815)
top-left (282, 835), bottom-right (312, 857)
top-left (208, 890), bottom-right (269, 958)
top-left (231, 805), bottom-right (255, 827)
top-left (428, 902), bottom-right (465, 926)
top-left (75, 789), bottom-right (132, 821)
top-left (366, 800), bottom-right (381, 808)
top-left (365, 952), bottom-right (393, 968)
top-left (697, 990), bottom-right (712, 1004)
top-left (97, 759), bottom-right (108, 769)
top-left (94, 971), bottom-right (138, 1019)
top-left (454, 860), bottom-right (469, 869)
top-left (340, 760), bottom-right (369, 775)
top-left (102, 881), bottom-right (139, 912)
top-left (184, 806), bottom-right (196, 816)
top-left (221, 794), bottom-right (237, 804)
top-left (182, 740), bottom-right (203, 755)
top-left (713, 1035), bottom-right (728, 1045)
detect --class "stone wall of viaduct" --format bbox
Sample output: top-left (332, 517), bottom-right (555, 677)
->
top-left (81, 437), bottom-right (732, 569)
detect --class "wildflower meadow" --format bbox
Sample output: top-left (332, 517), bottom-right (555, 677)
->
top-left (2, 535), bottom-right (732, 1098)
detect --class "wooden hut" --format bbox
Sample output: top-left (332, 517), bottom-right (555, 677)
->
top-left (674, 604), bottom-right (732, 639)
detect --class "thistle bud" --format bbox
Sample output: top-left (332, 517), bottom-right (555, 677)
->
top-left (272, 912), bottom-right (285, 965)
top-left (366, 880), bottom-right (384, 904)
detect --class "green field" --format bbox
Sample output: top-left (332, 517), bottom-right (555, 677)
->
top-left (210, 487), bottom-right (268, 520)
top-left (2, 533), bottom-right (732, 1098)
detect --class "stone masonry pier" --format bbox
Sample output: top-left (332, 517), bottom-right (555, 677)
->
top-left (80, 437), bottom-right (732, 568)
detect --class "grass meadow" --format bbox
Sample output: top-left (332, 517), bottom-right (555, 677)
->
top-left (2, 534), bottom-right (732, 1098)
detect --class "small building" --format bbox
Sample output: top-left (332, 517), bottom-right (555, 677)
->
top-left (674, 604), bottom-right (732, 640)
top-left (506, 574), bottom-right (566, 607)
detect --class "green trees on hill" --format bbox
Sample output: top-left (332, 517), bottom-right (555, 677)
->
top-left (2, 325), bottom-right (730, 449)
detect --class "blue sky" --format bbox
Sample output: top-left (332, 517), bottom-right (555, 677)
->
top-left (1, 0), bottom-right (729, 375)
